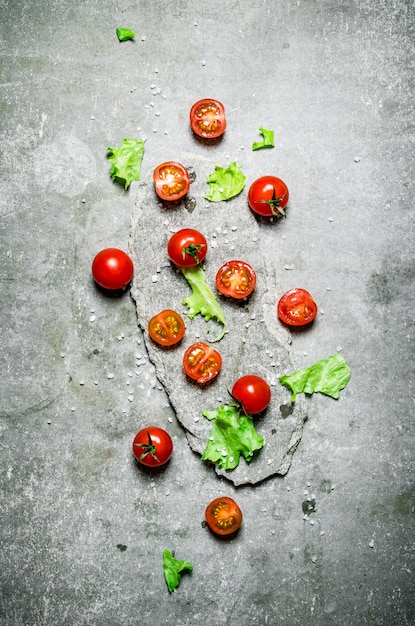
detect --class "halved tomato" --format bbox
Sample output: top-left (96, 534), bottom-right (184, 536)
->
top-left (205, 497), bottom-right (242, 536)
top-left (148, 309), bottom-right (186, 346)
top-left (183, 342), bottom-right (222, 384)
top-left (190, 99), bottom-right (226, 139)
top-left (248, 175), bottom-right (289, 218)
top-left (216, 260), bottom-right (256, 299)
top-left (153, 162), bottom-right (190, 201)
top-left (277, 288), bottom-right (318, 326)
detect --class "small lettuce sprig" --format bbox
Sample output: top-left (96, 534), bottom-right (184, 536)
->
top-left (279, 353), bottom-right (351, 402)
top-left (107, 138), bottom-right (145, 189)
top-left (162, 550), bottom-right (193, 592)
top-left (252, 126), bottom-right (275, 151)
top-left (181, 265), bottom-right (226, 341)
top-left (205, 162), bottom-right (246, 202)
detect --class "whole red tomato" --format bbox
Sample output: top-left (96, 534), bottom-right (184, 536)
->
top-left (231, 375), bottom-right (271, 415)
top-left (248, 176), bottom-right (289, 218)
top-left (167, 228), bottom-right (208, 268)
top-left (132, 427), bottom-right (173, 467)
top-left (92, 248), bottom-right (134, 290)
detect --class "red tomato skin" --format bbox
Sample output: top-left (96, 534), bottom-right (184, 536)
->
top-left (183, 342), bottom-right (222, 384)
top-left (92, 248), bottom-right (134, 290)
top-left (148, 309), bottom-right (186, 347)
top-left (205, 497), bottom-right (242, 536)
top-left (190, 99), bottom-right (226, 139)
top-left (231, 375), bottom-right (271, 415)
top-left (248, 176), bottom-right (289, 217)
top-left (153, 162), bottom-right (190, 201)
top-left (167, 228), bottom-right (208, 268)
top-left (277, 288), bottom-right (318, 326)
top-left (132, 427), bottom-right (173, 467)
top-left (215, 260), bottom-right (256, 299)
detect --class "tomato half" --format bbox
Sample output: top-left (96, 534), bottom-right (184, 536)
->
top-left (132, 426), bottom-right (173, 467)
top-left (183, 342), bottom-right (222, 384)
top-left (190, 99), bottom-right (226, 139)
top-left (153, 162), bottom-right (190, 201)
top-left (167, 228), bottom-right (208, 268)
top-left (248, 176), bottom-right (289, 218)
top-left (231, 375), bottom-right (271, 415)
top-left (92, 248), bottom-right (134, 290)
top-left (205, 497), bottom-right (242, 536)
top-left (216, 260), bottom-right (256, 299)
top-left (277, 288), bottom-right (318, 326)
top-left (148, 309), bottom-right (186, 346)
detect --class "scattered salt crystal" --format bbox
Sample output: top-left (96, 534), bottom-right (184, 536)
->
top-left (90, 115), bottom-right (95, 120)
top-left (151, 275), bottom-right (158, 283)
top-left (229, 456), bottom-right (234, 463)
top-left (79, 380), bottom-right (84, 386)
top-left (60, 352), bottom-right (65, 358)
top-left (89, 315), bottom-right (96, 323)
top-left (107, 373), bottom-right (114, 379)
top-left (369, 539), bottom-right (374, 548)
top-left (337, 346), bottom-right (343, 352)
top-left (194, 417), bottom-right (199, 422)
top-left (168, 417), bottom-right (173, 423)
top-left (94, 380), bottom-right (98, 385)
top-left (201, 60), bottom-right (206, 66)
top-left (328, 217), bottom-right (334, 222)
top-left (71, 407), bottom-right (76, 412)
top-left (354, 156), bottom-right (361, 163)
top-left (128, 395), bottom-right (134, 402)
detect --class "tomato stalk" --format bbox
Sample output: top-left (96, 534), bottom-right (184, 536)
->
top-left (182, 243), bottom-right (207, 263)
top-left (133, 431), bottom-right (159, 463)
top-left (258, 187), bottom-right (286, 217)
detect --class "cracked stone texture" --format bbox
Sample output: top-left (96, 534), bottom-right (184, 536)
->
top-left (130, 154), bottom-right (308, 485)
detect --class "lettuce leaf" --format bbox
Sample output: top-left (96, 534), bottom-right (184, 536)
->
top-left (181, 265), bottom-right (226, 341)
top-left (279, 353), bottom-right (351, 402)
top-left (252, 126), bottom-right (275, 151)
top-left (107, 138), bottom-right (145, 189)
top-left (205, 162), bottom-right (246, 202)
top-left (116, 28), bottom-right (135, 41)
top-left (162, 549), bottom-right (193, 593)
top-left (201, 404), bottom-right (264, 470)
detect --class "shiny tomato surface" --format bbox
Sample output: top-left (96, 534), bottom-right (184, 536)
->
top-left (148, 309), bottom-right (185, 346)
top-left (277, 288), bottom-right (318, 326)
top-left (190, 99), bottom-right (226, 139)
top-left (216, 260), bottom-right (256, 299)
top-left (167, 228), bottom-right (208, 267)
top-left (205, 497), bottom-right (242, 536)
top-left (153, 162), bottom-right (190, 201)
top-left (92, 248), bottom-right (134, 290)
top-left (231, 375), bottom-right (271, 415)
top-left (248, 176), bottom-right (289, 217)
top-left (183, 342), bottom-right (222, 384)
top-left (132, 427), bottom-right (173, 467)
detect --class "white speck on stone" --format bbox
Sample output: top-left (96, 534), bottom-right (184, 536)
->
top-left (90, 115), bottom-right (95, 120)
top-left (155, 111), bottom-right (161, 116)
top-left (211, 240), bottom-right (217, 248)
top-left (245, 322), bottom-right (251, 328)
top-left (369, 539), bottom-right (374, 548)
top-left (141, 35), bottom-right (147, 41)
top-left (326, 287), bottom-right (331, 291)
top-left (241, 337), bottom-right (246, 343)
top-left (311, 555), bottom-right (317, 563)
top-left (151, 275), bottom-right (158, 283)
top-left (310, 519), bottom-right (315, 526)
top-left (107, 373), bottom-right (114, 380)
top-left (320, 530), bottom-right (325, 536)
top-left (354, 156), bottom-right (361, 162)
top-left (328, 217), bottom-right (334, 222)
top-left (240, 145), bottom-right (245, 150)
top-left (71, 407), bottom-right (76, 412)
top-left (201, 59), bottom-right (206, 66)
top-left (79, 380), bottom-right (84, 386)
top-left (337, 346), bottom-right (343, 352)
top-left (60, 352), bottom-right (65, 358)
top-left (94, 380), bottom-right (98, 385)
top-left (267, 459), bottom-right (272, 465)
top-left (194, 417), bottom-right (199, 422)
top-left (167, 417), bottom-right (173, 423)
top-left (284, 264), bottom-right (292, 270)
top-left (89, 315), bottom-right (96, 323)
top-left (82, 198), bottom-right (86, 203)
top-left (128, 395), bottom-right (134, 402)
top-left (154, 68), bottom-right (159, 73)
top-left (152, 128), bottom-right (158, 133)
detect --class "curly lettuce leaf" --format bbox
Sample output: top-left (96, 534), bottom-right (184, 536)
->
top-left (279, 353), bottom-right (351, 402)
top-left (201, 404), bottom-right (264, 470)
top-left (107, 138), bottom-right (145, 189)
top-left (205, 162), bottom-right (246, 202)
top-left (181, 265), bottom-right (226, 341)
top-left (116, 27), bottom-right (135, 41)
top-left (252, 126), bottom-right (275, 151)
top-left (162, 549), bottom-right (193, 593)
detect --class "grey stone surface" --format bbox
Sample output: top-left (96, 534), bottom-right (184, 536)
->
top-left (1, 1), bottom-right (414, 625)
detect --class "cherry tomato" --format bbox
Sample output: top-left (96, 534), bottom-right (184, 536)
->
top-left (167, 228), bottom-right (208, 268)
top-left (205, 497), bottom-right (242, 536)
top-left (92, 248), bottom-right (134, 290)
top-left (183, 342), bottom-right (222, 384)
top-left (148, 309), bottom-right (186, 346)
top-left (132, 426), bottom-right (173, 467)
top-left (231, 375), bottom-right (271, 415)
top-left (190, 99), bottom-right (226, 139)
top-left (153, 162), bottom-right (190, 201)
top-left (277, 288), bottom-right (318, 326)
top-left (248, 176), bottom-right (289, 218)
top-left (216, 260), bottom-right (256, 299)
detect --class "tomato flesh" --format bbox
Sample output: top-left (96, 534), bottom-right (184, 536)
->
top-left (231, 375), bottom-right (271, 415)
top-left (92, 248), bottom-right (134, 291)
top-left (190, 99), bottom-right (226, 139)
top-left (153, 162), bottom-right (190, 201)
top-left (277, 288), bottom-right (318, 326)
top-left (183, 342), bottom-right (222, 384)
top-left (216, 260), bottom-right (256, 299)
top-left (248, 176), bottom-right (289, 217)
top-left (205, 497), bottom-right (242, 536)
top-left (132, 427), bottom-right (173, 467)
top-left (167, 228), bottom-right (208, 268)
top-left (148, 309), bottom-right (185, 346)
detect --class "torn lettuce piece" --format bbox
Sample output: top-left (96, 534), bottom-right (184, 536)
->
top-left (116, 28), bottom-right (135, 41)
top-left (279, 353), bottom-right (351, 402)
top-left (162, 549), bottom-right (193, 593)
top-left (201, 404), bottom-right (264, 470)
top-left (252, 126), bottom-right (275, 151)
top-left (205, 162), bottom-right (246, 202)
top-left (181, 265), bottom-right (226, 341)
top-left (107, 138), bottom-right (145, 189)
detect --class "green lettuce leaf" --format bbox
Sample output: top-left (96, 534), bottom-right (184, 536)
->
top-left (205, 162), bottom-right (246, 202)
top-left (107, 138), bottom-right (145, 189)
top-left (201, 404), bottom-right (264, 470)
top-left (252, 126), bottom-right (275, 151)
top-left (162, 549), bottom-right (193, 593)
top-left (181, 265), bottom-right (226, 341)
top-left (116, 28), bottom-right (135, 41)
top-left (279, 353), bottom-right (351, 402)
